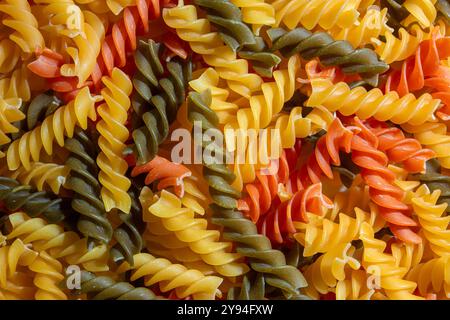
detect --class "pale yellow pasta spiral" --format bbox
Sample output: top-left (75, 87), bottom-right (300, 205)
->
top-left (273, 106), bottom-right (334, 149)
top-left (117, 253), bottom-right (223, 300)
top-left (0, 64), bottom-right (31, 101)
top-left (97, 68), bottom-right (132, 213)
top-left (28, 251), bottom-right (67, 300)
top-left (329, 7), bottom-right (392, 48)
top-left (163, 4), bottom-right (263, 98)
top-left (402, 122), bottom-right (450, 169)
top-left (6, 87), bottom-right (99, 171)
top-left (410, 185), bottom-right (450, 258)
top-left (0, 0), bottom-right (44, 54)
top-left (7, 212), bottom-right (110, 272)
top-left (0, 38), bottom-right (20, 73)
top-left (140, 188), bottom-right (249, 277)
top-left (307, 79), bottom-right (441, 126)
top-left (294, 205), bottom-right (383, 257)
top-left (34, 0), bottom-right (86, 37)
top-left (268, 0), bottom-right (361, 30)
top-left (303, 242), bottom-right (361, 299)
top-left (230, 0), bottom-right (275, 31)
top-left (402, 0), bottom-right (437, 28)
top-left (406, 257), bottom-right (449, 299)
top-left (74, 0), bottom-right (134, 15)
top-left (0, 98), bottom-right (24, 158)
top-left (60, 10), bottom-right (105, 86)
top-left (0, 238), bottom-right (38, 289)
top-left (0, 270), bottom-right (36, 300)
top-left (390, 241), bottom-right (425, 271)
top-left (335, 270), bottom-right (375, 300)
top-left (360, 223), bottom-right (424, 300)
top-left (236, 55), bottom-right (300, 130)
top-left (181, 174), bottom-right (211, 216)
top-left (220, 56), bottom-right (301, 189)
top-left (5, 162), bottom-right (70, 194)
top-left (371, 24), bottom-right (435, 64)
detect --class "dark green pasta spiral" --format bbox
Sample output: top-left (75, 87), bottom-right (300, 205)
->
top-left (227, 272), bottom-right (266, 300)
top-left (0, 177), bottom-right (71, 223)
top-left (380, 0), bottom-right (408, 32)
top-left (187, 91), bottom-right (307, 297)
top-left (267, 27), bottom-right (389, 87)
top-left (63, 129), bottom-right (113, 244)
top-left (194, 0), bottom-right (281, 77)
top-left (437, 0), bottom-right (450, 24)
top-left (413, 159), bottom-right (450, 213)
top-left (11, 92), bottom-right (62, 140)
top-left (131, 39), bottom-right (192, 164)
top-left (72, 271), bottom-right (157, 300)
top-left (110, 184), bottom-right (145, 265)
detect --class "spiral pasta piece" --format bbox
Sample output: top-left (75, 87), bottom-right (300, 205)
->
top-left (143, 189), bottom-right (248, 277)
top-left (0, 0), bottom-right (44, 54)
top-left (268, 0), bottom-right (361, 31)
top-left (6, 211), bottom-right (110, 272)
top-left (259, 183), bottom-right (334, 244)
top-left (64, 129), bottom-right (113, 244)
top-left (58, 10), bottom-right (105, 86)
top-left (303, 242), bottom-right (361, 299)
top-left (401, 0), bottom-right (437, 28)
top-left (187, 91), bottom-right (307, 296)
top-left (238, 147), bottom-right (298, 223)
top-left (329, 7), bottom-right (393, 48)
top-left (290, 118), bottom-right (354, 190)
top-left (410, 185), bottom-right (450, 258)
top-left (0, 38), bottom-right (20, 74)
top-left (227, 272), bottom-right (266, 300)
top-left (110, 186), bottom-right (145, 265)
top-left (194, 0), bottom-right (281, 77)
top-left (413, 159), bottom-right (450, 213)
top-left (0, 98), bottom-right (24, 158)
top-left (0, 64), bottom-right (31, 101)
top-left (6, 162), bottom-right (70, 194)
top-left (34, 0), bottom-right (86, 36)
top-left (163, 4), bottom-right (263, 98)
top-left (306, 78), bottom-right (441, 126)
top-left (360, 222), bottom-right (424, 299)
top-left (6, 87), bottom-right (99, 171)
top-left (0, 270), bottom-right (36, 300)
top-left (14, 92), bottom-right (62, 137)
top-left (335, 270), bottom-right (375, 300)
top-left (372, 24), bottom-right (436, 63)
top-left (0, 177), bottom-right (72, 223)
top-left (350, 118), bottom-right (421, 244)
top-left (0, 239), bottom-right (38, 289)
top-left (385, 29), bottom-right (449, 96)
top-left (117, 253), bottom-right (223, 299)
top-left (406, 257), bottom-right (449, 299)
top-left (402, 122), bottom-right (450, 170)
top-left (27, 0), bottom-right (164, 95)
top-left (95, 68), bottom-right (132, 213)
top-left (131, 156), bottom-right (192, 198)
top-left (367, 121), bottom-right (435, 173)
top-left (268, 27), bottom-right (389, 87)
top-left (28, 251), bottom-right (67, 300)
top-left (131, 39), bottom-right (191, 164)
top-left (229, 0), bottom-right (275, 31)
top-left (73, 270), bottom-right (158, 300)
top-left (294, 205), bottom-right (384, 257)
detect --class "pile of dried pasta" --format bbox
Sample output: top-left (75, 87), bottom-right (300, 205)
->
top-left (0, 0), bottom-right (449, 300)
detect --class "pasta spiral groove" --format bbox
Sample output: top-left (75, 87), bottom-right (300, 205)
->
top-left (96, 68), bottom-right (133, 213)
